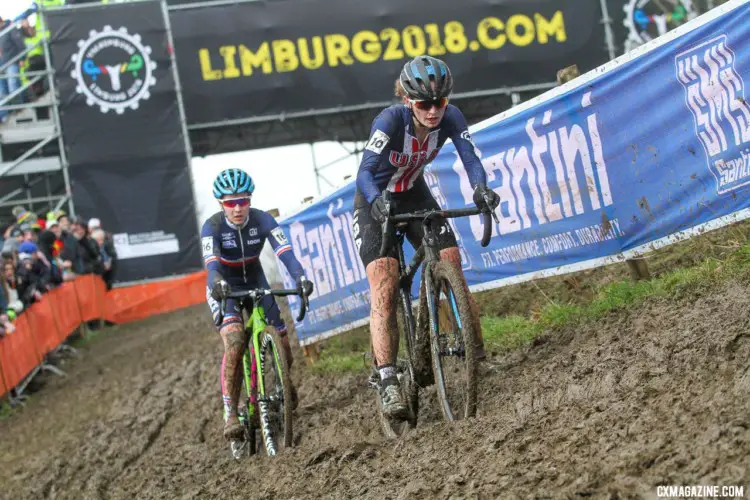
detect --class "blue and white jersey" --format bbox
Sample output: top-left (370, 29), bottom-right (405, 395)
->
top-left (200, 209), bottom-right (304, 289)
top-left (355, 104), bottom-right (487, 204)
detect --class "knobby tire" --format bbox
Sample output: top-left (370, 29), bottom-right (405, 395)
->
top-left (428, 261), bottom-right (478, 421)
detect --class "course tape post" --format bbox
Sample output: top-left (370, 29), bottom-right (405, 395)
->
top-left (276, 0), bottom-right (750, 346)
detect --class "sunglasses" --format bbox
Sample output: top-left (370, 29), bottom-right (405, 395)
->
top-left (410, 97), bottom-right (449, 111)
top-left (221, 197), bottom-right (251, 208)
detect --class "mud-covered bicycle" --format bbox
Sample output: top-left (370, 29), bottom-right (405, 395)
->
top-left (219, 285), bottom-right (309, 459)
top-left (370, 190), bottom-right (497, 438)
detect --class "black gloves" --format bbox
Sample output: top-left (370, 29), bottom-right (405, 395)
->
top-left (473, 184), bottom-right (500, 212)
top-left (211, 277), bottom-right (230, 301)
top-left (370, 196), bottom-right (389, 224)
top-left (297, 276), bottom-right (314, 296)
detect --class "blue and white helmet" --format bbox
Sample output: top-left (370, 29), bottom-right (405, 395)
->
top-left (213, 168), bottom-right (255, 199)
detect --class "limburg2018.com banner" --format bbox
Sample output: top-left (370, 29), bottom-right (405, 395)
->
top-left (170, 0), bottom-right (608, 124)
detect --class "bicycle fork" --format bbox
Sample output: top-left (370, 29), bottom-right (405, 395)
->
top-left (424, 266), bottom-right (465, 358)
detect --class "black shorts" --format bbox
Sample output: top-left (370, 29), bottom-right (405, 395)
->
top-left (352, 179), bottom-right (458, 268)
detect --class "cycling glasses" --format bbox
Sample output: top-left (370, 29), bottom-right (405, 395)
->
top-left (410, 97), bottom-right (449, 111)
top-left (221, 197), bottom-right (251, 208)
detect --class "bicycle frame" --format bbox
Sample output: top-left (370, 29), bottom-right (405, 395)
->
top-left (220, 287), bottom-right (309, 452)
top-left (240, 304), bottom-right (281, 424)
top-left (390, 215), bottom-right (457, 364)
top-left (381, 192), bottom-right (497, 366)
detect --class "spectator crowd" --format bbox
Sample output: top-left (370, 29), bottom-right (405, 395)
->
top-left (0, 206), bottom-right (118, 336)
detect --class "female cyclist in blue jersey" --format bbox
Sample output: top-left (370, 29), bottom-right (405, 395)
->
top-left (353, 56), bottom-right (500, 418)
top-left (201, 168), bottom-right (313, 441)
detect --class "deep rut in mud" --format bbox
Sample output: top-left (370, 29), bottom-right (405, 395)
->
top-left (1, 279), bottom-right (748, 499)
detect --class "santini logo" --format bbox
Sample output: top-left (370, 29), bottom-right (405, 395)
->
top-left (676, 35), bottom-right (750, 194)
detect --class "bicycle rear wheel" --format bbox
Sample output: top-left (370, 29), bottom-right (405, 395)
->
top-left (257, 330), bottom-right (293, 456)
top-left (427, 261), bottom-right (478, 421)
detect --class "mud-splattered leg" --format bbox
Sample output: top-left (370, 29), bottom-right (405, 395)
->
top-left (366, 257), bottom-right (400, 375)
top-left (220, 323), bottom-right (247, 439)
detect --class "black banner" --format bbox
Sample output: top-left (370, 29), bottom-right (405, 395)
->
top-left (47, 1), bottom-right (202, 284)
top-left (171, 0), bottom-right (608, 125)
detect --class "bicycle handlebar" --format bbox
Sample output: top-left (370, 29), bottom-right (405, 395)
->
top-left (378, 190), bottom-right (499, 258)
top-left (219, 287), bottom-right (310, 323)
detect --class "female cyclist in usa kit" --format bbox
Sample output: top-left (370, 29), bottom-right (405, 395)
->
top-left (352, 56), bottom-right (500, 418)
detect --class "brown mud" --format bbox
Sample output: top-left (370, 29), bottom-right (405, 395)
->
top-left (1, 277), bottom-right (748, 499)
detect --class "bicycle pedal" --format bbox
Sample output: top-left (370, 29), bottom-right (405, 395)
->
top-left (230, 439), bottom-right (248, 460)
top-left (367, 371), bottom-right (380, 389)
top-left (395, 360), bottom-right (410, 372)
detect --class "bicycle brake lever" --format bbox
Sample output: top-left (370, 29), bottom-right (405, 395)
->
top-left (483, 193), bottom-right (500, 224)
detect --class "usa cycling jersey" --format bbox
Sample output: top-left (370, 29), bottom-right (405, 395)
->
top-left (356, 104), bottom-right (487, 204)
top-left (201, 209), bottom-right (305, 289)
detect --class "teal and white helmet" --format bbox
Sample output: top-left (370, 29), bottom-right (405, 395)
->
top-left (213, 168), bottom-right (255, 199)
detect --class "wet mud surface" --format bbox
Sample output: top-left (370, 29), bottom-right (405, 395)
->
top-left (1, 280), bottom-right (748, 499)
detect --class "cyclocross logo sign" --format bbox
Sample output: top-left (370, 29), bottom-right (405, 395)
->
top-left (623, 0), bottom-right (696, 52)
top-left (70, 26), bottom-right (158, 114)
top-left (675, 35), bottom-right (750, 194)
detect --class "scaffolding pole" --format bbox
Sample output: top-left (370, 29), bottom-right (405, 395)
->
top-left (161, 0), bottom-right (203, 239)
top-left (39, 2), bottom-right (75, 217)
top-left (311, 143), bottom-right (321, 196)
top-left (599, 0), bottom-right (618, 60)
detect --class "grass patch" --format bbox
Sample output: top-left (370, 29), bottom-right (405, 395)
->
top-left (309, 241), bottom-right (750, 372)
top-left (0, 402), bottom-right (14, 420)
top-left (310, 352), bottom-right (367, 374)
top-left (69, 322), bottom-right (119, 349)
top-left (309, 327), bottom-right (370, 374)
top-left (482, 243), bottom-right (750, 351)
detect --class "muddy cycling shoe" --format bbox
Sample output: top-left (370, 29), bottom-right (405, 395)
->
top-left (379, 376), bottom-right (409, 419)
top-left (224, 415), bottom-right (245, 440)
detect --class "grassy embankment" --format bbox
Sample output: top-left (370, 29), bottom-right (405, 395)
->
top-left (311, 221), bottom-right (750, 374)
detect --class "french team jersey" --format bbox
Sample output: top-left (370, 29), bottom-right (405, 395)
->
top-left (356, 104), bottom-right (487, 204)
top-left (200, 209), bottom-right (305, 289)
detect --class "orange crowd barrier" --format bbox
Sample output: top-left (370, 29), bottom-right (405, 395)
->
top-left (104, 271), bottom-right (207, 324)
top-left (0, 270), bottom-right (208, 399)
top-left (0, 314), bottom-right (41, 396)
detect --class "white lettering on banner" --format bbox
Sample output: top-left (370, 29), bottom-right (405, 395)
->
top-left (304, 290), bottom-right (371, 326)
top-left (424, 163), bottom-right (473, 270)
top-left (287, 198), bottom-right (367, 299)
top-left (113, 231), bottom-right (180, 260)
top-left (453, 90), bottom-right (614, 243)
top-left (480, 218), bottom-right (625, 267)
top-left (676, 34), bottom-right (750, 194)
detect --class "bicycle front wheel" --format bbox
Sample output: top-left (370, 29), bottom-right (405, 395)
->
top-left (427, 261), bottom-right (478, 421)
top-left (257, 330), bottom-right (293, 456)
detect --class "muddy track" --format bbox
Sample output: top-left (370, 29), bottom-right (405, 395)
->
top-left (1, 279), bottom-right (748, 499)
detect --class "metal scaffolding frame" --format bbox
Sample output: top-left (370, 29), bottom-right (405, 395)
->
top-left (0, 4), bottom-right (73, 225)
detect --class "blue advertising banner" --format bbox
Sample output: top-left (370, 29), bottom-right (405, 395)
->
top-left (277, 0), bottom-right (750, 346)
